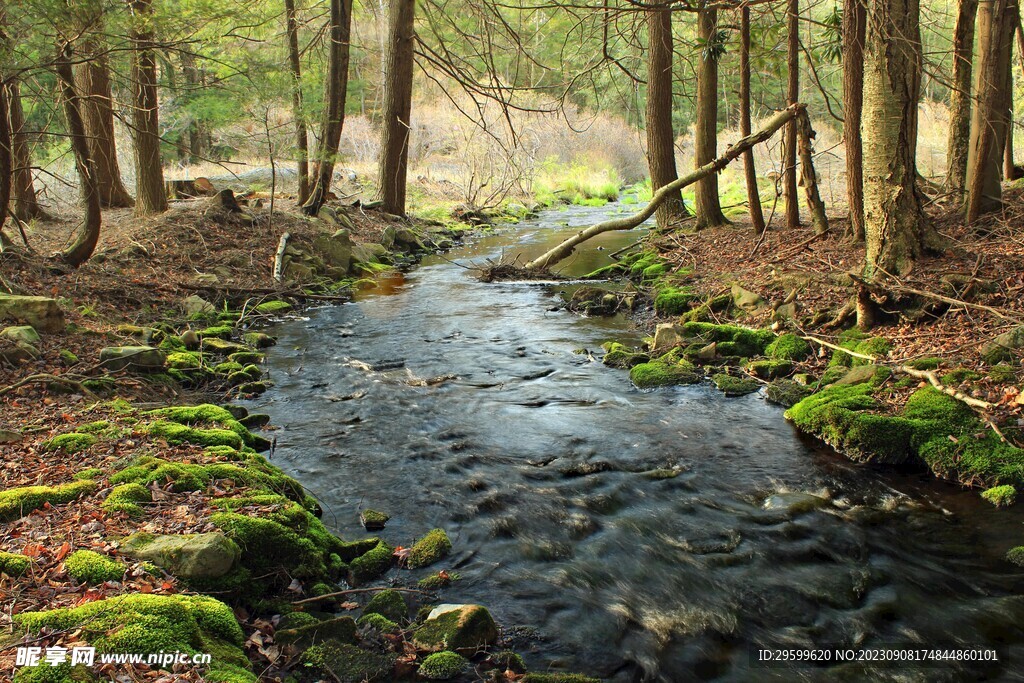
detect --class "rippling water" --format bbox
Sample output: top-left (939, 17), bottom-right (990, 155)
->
top-left (251, 203), bottom-right (1024, 681)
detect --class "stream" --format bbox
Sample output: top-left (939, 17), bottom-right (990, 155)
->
top-left (250, 202), bottom-right (1024, 682)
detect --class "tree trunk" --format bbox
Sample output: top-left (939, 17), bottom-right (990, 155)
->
top-left (645, 8), bottom-right (687, 229)
top-left (739, 6), bottom-right (765, 234)
top-left (946, 0), bottom-right (979, 195)
top-left (74, 40), bottom-right (135, 208)
top-left (7, 82), bottom-right (46, 222)
top-left (285, 0), bottom-right (310, 204)
top-left (783, 0), bottom-right (801, 228)
top-left (130, 0), bottom-right (167, 216)
top-left (694, 5), bottom-right (728, 229)
top-left (377, 0), bottom-right (416, 216)
top-left (180, 51), bottom-right (209, 163)
top-left (302, 0), bottom-right (353, 216)
top-left (0, 76), bottom-right (12, 248)
top-left (55, 42), bottom-right (102, 267)
top-left (966, 0), bottom-right (1016, 221)
top-left (842, 0), bottom-right (866, 239)
top-left (1005, 28), bottom-right (1016, 179)
top-left (862, 0), bottom-right (929, 276)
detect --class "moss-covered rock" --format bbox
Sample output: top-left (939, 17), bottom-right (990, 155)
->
top-left (746, 359), bottom-right (794, 380)
top-left (412, 604), bottom-right (498, 653)
top-left (356, 612), bottom-right (400, 632)
top-left (360, 508), bottom-right (390, 531)
top-left (601, 342), bottom-right (649, 369)
top-left (167, 351), bottom-right (204, 369)
top-left (711, 373), bottom-right (760, 397)
top-left (654, 287), bottom-right (692, 316)
top-left (764, 379), bottom-right (812, 408)
top-left (254, 300), bottom-right (292, 314)
top-left (302, 642), bottom-right (396, 683)
top-left (228, 351), bottom-right (265, 365)
top-left (42, 433), bottom-right (97, 453)
top-left (989, 364), bottom-right (1016, 383)
top-left (982, 485), bottom-right (1016, 507)
top-left (147, 420), bottom-right (243, 449)
top-left (629, 361), bottom-right (702, 389)
top-left (65, 550), bottom-right (125, 584)
top-left (121, 532), bottom-right (241, 579)
top-left (0, 550), bottom-right (31, 576)
top-left (418, 651), bottom-right (468, 680)
top-left (408, 529), bottom-right (452, 569)
top-left (276, 615), bottom-right (357, 647)
top-left (362, 589), bottom-right (408, 622)
top-left (765, 333), bottom-right (811, 361)
top-left (418, 570), bottom-right (460, 590)
top-left (13, 594), bottom-right (251, 681)
top-left (680, 322), bottom-right (774, 357)
top-left (490, 651), bottom-right (527, 673)
top-left (1007, 546), bottom-right (1024, 567)
top-left (199, 325), bottom-right (235, 340)
top-left (242, 332), bottom-right (276, 348)
top-left (102, 483), bottom-right (152, 517)
top-left (0, 480), bottom-right (96, 522)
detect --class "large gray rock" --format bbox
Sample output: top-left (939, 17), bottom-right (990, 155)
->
top-left (351, 243), bottom-right (388, 270)
top-left (313, 229), bottom-right (354, 272)
top-left (0, 295), bottom-right (64, 333)
top-left (651, 323), bottom-right (686, 352)
top-left (983, 326), bottom-right (1024, 364)
top-left (731, 284), bottom-right (765, 312)
top-left (99, 346), bottom-right (167, 372)
top-left (1, 326), bottom-right (41, 346)
top-left (121, 532), bottom-right (240, 579)
top-left (182, 295), bottom-right (215, 316)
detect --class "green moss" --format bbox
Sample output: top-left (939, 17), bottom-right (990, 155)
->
top-left (408, 529), bottom-right (452, 569)
top-left (942, 367), bottom-right (984, 385)
top-left (214, 361), bottom-right (244, 374)
top-left (228, 351), bottom-right (265, 365)
top-left (102, 483), bottom-right (151, 517)
top-left (348, 539), bottom-right (394, 585)
top-left (680, 322), bottom-right (774, 356)
top-left (765, 334), bottom-right (811, 361)
top-left (990, 364), bottom-right (1016, 383)
top-left (522, 675), bottom-right (602, 683)
top-left (357, 612), bottom-right (400, 632)
top-left (276, 614), bottom-right (357, 647)
top-left (711, 373), bottom-right (760, 397)
top-left (1007, 546), bottom-right (1024, 567)
top-left (629, 361), bottom-right (702, 389)
top-left (65, 550), bottom-right (125, 584)
top-left (242, 332), bottom-right (275, 348)
top-left (418, 651), bottom-right (468, 680)
top-left (765, 379), bottom-right (812, 408)
top-left (42, 433), bottom-right (97, 453)
top-left (0, 551), bottom-right (31, 576)
top-left (147, 420), bottom-right (243, 449)
top-left (0, 480), bottom-right (97, 522)
top-left (362, 589), bottom-right (407, 622)
top-left (199, 325), bottom-right (234, 339)
top-left (58, 349), bottom-right (79, 365)
top-left (74, 467), bottom-right (104, 481)
top-left (412, 605), bottom-right (498, 653)
top-left (492, 651), bottom-right (527, 673)
top-left (254, 300), bottom-right (292, 314)
top-left (851, 337), bottom-right (892, 366)
top-left (418, 571), bottom-right (460, 590)
top-left (746, 359), bottom-right (794, 380)
top-left (302, 642), bottom-right (396, 683)
top-left (167, 352), bottom-right (204, 369)
top-left (601, 341), bottom-right (649, 369)
top-left (13, 594), bottom-right (249, 680)
top-left (654, 287), bottom-right (692, 316)
top-left (982, 485), bottom-right (1017, 507)
top-left (360, 509), bottom-right (390, 528)
top-left (907, 357), bottom-right (942, 371)
top-left (919, 432), bottom-right (1024, 485)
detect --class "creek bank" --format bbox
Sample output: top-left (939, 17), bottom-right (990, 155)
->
top-left (568, 246), bottom-right (1024, 530)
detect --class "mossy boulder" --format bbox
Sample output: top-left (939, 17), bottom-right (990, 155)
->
top-left (362, 589), bottom-right (408, 622)
top-left (99, 346), bottom-right (167, 372)
top-left (0, 480), bottom-right (96, 522)
top-left (680, 322), bottom-right (774, 357)
top-left (0, 551), bottom-right (31, 576)
top-left (765, 334), bottom-right (811, 361)
top-left (356, 612), bottom-right (400, 632)
top-left (567, 287), bottom-right (619, 316)
top-left (199, 325), bottom-right (234, 340)
top-left (629, 361), bottom-right (702, 389)
top-left (13, 594), bottom-right (251, 681)
top-left (121, 532), bottom-right (241, 579)
top-left (65, 550), bottom-right (125, 584)
top-left (276, 615), bottom-right (357, 647)
top-left (419, 651), bottom-right (468, 680)
top-left (228, 351), bottom-right (265, 365)
top-left (408, 529), bottom-right (452, 569)
top-left (242, 332), bottom-right (276, 348)
top-left (1007, 546), bottom-right (1024, 567)
top-left (360, 508), bottom-right (390, 531)
top-left (0, 295), bottom-right (64, 333)
top-left (764, 379), bottom-right (812, 408)
top-left (302, 642), bottom-right (396, 683)
top-left (981, 485), bottom-right (1017, 507)
top-left (654, 286), bottom-right (693, 316)
top-left (601, 341), bottom-right (649, 369)
top-left (145, 404), bottom-right (269, 450)
top-left (202, 338), bottom-right (247, 355)
top-left (1, 325), bottom-right (41, 345)
top-left (710, 373), bottom-right (758, 396)
top-left (102, 483), bottom-right (152, 516)
top-left (42, 432), bottom-right (97, 453)
top-left (413, 604), bottom-right (498, 654)
top-left (746, 359), bottom-right (794, 380)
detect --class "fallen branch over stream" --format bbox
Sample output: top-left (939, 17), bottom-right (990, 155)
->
top-left (525, 104), bottom-right (825, 271)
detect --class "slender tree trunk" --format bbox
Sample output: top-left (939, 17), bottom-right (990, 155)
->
top-left (862, 0), bottom-right (930, 276)
top-left (75, 40), bottom-right (135, 208)
top-left (0, 76), bottom-right (12, 248)
top-left (55, 42), bottom-right (102, 267)
top-left (694, 5), bottom-right (728, 228)
top-left (130, 0), bottom-right (167, 216)
top-left (784, 0), bottom-right (801, 228)
top-left (966, 0), bottom-right (1016, 221)
top-left (285, 0), bottom-right (310, 204)
top-left (946, 0), bottom-right (979, 195)
top-left (180, 51), bottom-right (208, 163)
top-left (377, 0), bottom-right (416, 216)
top-left (7, 82), bottom-right (46, 222)
top-left (1005, 30), bottom-right (1016, 179)
top-left (843, 0), bottom-right (866, 239)
top-left (645, 8), bottom-right (687, 229)
top-left (739, 6), bottom-right (765, 233)
top-left (303, 0), bottom-right (353, 216)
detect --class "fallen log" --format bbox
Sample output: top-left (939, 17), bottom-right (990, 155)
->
top-left (525, 104), bottom-right (814, 271)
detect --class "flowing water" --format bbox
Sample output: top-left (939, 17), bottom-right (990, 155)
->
top-left (251, 203), bottom-right (1024, 682)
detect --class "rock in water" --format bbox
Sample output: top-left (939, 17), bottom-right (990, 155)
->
top-left (0, 295), bottom-right (64, 333)
top-left (412, 604), bottom-right (498, 653)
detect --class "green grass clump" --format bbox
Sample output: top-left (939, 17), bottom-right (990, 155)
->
top-left (65, 550), bottom-right (124, 584)
top-left (13, 594), bottom-right (250, 680)
top-left (408, 529), bottom-right (452, 569)
top-left (0, 551), bottom-right (31, 576)
top-left (0, 480), bottom-right (97, 522)
top-left (982, 485), bottom-right (1017, 507)
top-left (102, 483), bottom-right (152, 517)
top-left (630, 361), bottom-right (702, 389)
top-left (418, 651), bottom-right (468, 680)
top-left (42, 433), bottom-right (97, 453)
top-left (765, 333), bottom-right (811, 361)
